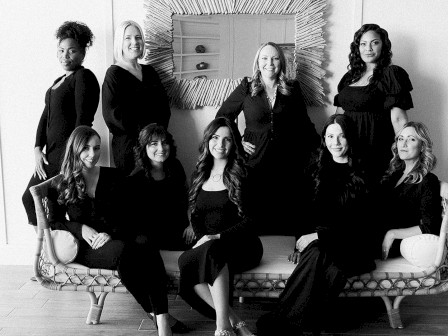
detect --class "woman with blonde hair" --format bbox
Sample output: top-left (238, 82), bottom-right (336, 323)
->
top-left (216, 42), bottom-right (319, 236)
top-left (379, 121), bottom-right (442, 259)
top-left (102, 20), bottom-right (171, 175)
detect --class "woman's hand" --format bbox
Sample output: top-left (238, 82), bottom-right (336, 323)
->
top-left (192, 234), bottom-right (219, 249)
top-left (296, 233), bottom-right (318, 252)
top-left (242, 138), bottom-right (255, 156)
top-left (91, 232), bottom-right (112, 250)
top-left (183, 225), bottom-right (196, 245)
top-left (81, 225), bottom-right (99, 247)
top-left (382, 230), bottom-right (395, 260)
top-left (34, 147), bottom-right (49, 180)
top-left (287, 251), bottom-right (300, 264)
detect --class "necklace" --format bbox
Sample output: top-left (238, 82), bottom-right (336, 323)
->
top-left (266, 85), bottom-right (278, 105)
top-left (211, 173), bottom-right (222, 182)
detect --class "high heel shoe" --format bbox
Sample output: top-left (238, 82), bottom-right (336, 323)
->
top-left (214, 329), bottom-right (236, 336)
top-left (233, 321), bottom-right (256, 336)
top-left (147, 313), bottom-right (190, 333)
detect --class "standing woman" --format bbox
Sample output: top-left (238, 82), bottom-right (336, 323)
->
top-left (216, 42), bottom-right (319, 235)
top-left (257, 114), bottom-right (376, 335)
top-left (22, 20), bottom-right (100, 229)
top-left (48, 126), bottom-right (175, 336)
top-left (335, 23), bottom-right (413, 182)
top-left (178, 117), bottom-right (263, 336)
top-left (102, 20), bottom-right (171, 175)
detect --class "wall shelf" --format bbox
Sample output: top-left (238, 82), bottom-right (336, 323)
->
top-left (173, 17), bottom-right (220, 79)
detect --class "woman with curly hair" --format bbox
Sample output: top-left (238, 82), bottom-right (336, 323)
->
top-left (335, 23), bottom-right (413, 182)
top-left (216, 42), bottom-right (319, 235)
top-left (178, 117), bottom-right (263, 336)
top-left (257, 114), bottom-right (376, 335)
top-left (379, 121), bottom-right (442, 260)
top-left (22, 20), bottom-right (100, 231)
top-left (48, 126), bottom-right (177, 336)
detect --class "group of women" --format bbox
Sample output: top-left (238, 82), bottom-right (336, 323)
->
top-left (21, 19), bottom-right (443, 336)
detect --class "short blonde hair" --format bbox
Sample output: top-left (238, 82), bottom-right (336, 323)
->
top-left (113, 20), bottom-right (146, 63)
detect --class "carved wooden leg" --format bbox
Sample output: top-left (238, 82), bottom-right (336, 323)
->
top-left (380, 296), bottom-right (404, 329)
top-left (86, 292), bottom-right (109, 325)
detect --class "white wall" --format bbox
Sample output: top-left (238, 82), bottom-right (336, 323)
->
top-left (1, 0), bottom-right (447, 264)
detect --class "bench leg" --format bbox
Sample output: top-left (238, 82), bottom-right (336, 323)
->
top-left (380, 296), bottom-right (404, 329)
top-left (86, 292), bottom-right (109, 325)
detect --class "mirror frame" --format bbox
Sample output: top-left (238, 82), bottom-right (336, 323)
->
top-left (143, 0), bottom-right (327, 109)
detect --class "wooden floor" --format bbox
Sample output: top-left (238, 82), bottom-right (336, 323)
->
top-left (1, 265), bottom-right (448, 335)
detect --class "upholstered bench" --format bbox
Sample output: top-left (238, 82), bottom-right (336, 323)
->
top-left (31, 176), bottom-right (448, 329)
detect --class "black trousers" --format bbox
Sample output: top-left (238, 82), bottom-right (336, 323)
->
top-left (77, 239), bottom-right (169, 315)
top-left (22, 163), bottom-right (60, 226)
top-left (256, 241), bottom-right (348, 335)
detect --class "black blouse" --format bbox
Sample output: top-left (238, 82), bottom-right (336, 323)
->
top-left (47, 167), bottom-right (125, 241)
top-left (216, 78), bottom-right (319, 169)
top-left (35, 67), bottom-right (100, 166)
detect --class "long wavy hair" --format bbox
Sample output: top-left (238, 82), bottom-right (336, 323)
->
top-left (56, 126), bottom-right (101, 205)
top-left (133, 123), bottom-right (177, 180)
top-left (384, 121), bottom-right (437, 184)
top-left (346, 23), bottom-right (392, 85)
top-left (313, 114), bottom-right (366, 204)
top-left (250, 42), bottom-right (292, 97)
top-left (189, 117), bottom-right (247, 216)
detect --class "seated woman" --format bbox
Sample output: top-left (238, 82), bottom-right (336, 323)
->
top-left (123, 123), bottom-right (195, 251)
top-left (47, 125), bottom-right (178, 336)
top-left (379, 121), bottom-right (442, 260)
top-left (257, 114), bottom-right (376, 335)
top-left (178, 117), bottom-right (263, 336)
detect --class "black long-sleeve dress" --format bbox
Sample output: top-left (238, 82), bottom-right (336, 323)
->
top-left (48, 167), bottom-right (170, 315)
top-left (121, 159), bottom-right (190, 250)
top-left (102, 64), bottom-right (171, 175)
top-left (216, 78), bottom-right (320, 235)
top-left (22, 66), bottom-right (100, 226)
top-left (376, 170), bottom-right (442, 257)
top-left (178, 188), bottom-right (263, 319)
top-left (257, 160), bottom-right (376, 335)
top-left (334, 65), bottom-right (414, 181)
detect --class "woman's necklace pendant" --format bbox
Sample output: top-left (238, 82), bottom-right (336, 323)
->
top-left (211, 173), bottom-right (222, 182)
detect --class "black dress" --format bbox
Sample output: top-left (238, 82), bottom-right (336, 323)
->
top-left (376, 170), bottom-right (442, 257)
top-left (334, 65), bottom-right (413, 181)
top-left (22, 66), bottom-right (100, 226)
top-left (121, 159), bottom-right (190, 250)
top-left (102, 64), bottom-right (171, 175)
top-left (178, 188), bottom-right (263, 319)
top-left (48, 167), bottom-right (170, 315)
top-left (216, 78), bottom-right (320, 235)
top-left (257, 161), bottom-right (376, 335)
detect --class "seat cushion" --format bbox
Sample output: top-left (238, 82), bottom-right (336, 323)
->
top-left (45, 230), bottom-right (79, 264)
top-left (400, 234), bottom-right (439, 268)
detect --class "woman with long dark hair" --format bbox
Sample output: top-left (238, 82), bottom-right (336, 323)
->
top-left (335, 23), bottom-right (413, 182)
top-left (178, 117), bottom-right (263, 336)
top-left (257, 114), bottom-right (376, 335)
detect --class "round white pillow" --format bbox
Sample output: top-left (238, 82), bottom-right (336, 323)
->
top-left (400, 234), bottom-right (439, 268)
top-left (45, 230), bottom-right (79, 264)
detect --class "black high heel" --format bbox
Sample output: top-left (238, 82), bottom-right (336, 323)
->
top-left (148, 313), bottom-right (190, 333)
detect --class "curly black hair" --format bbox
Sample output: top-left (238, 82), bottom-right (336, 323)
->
top-left (345, 23), bottom-right (392, 85)
top-left (55, 21), bottom-right (94, 52)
